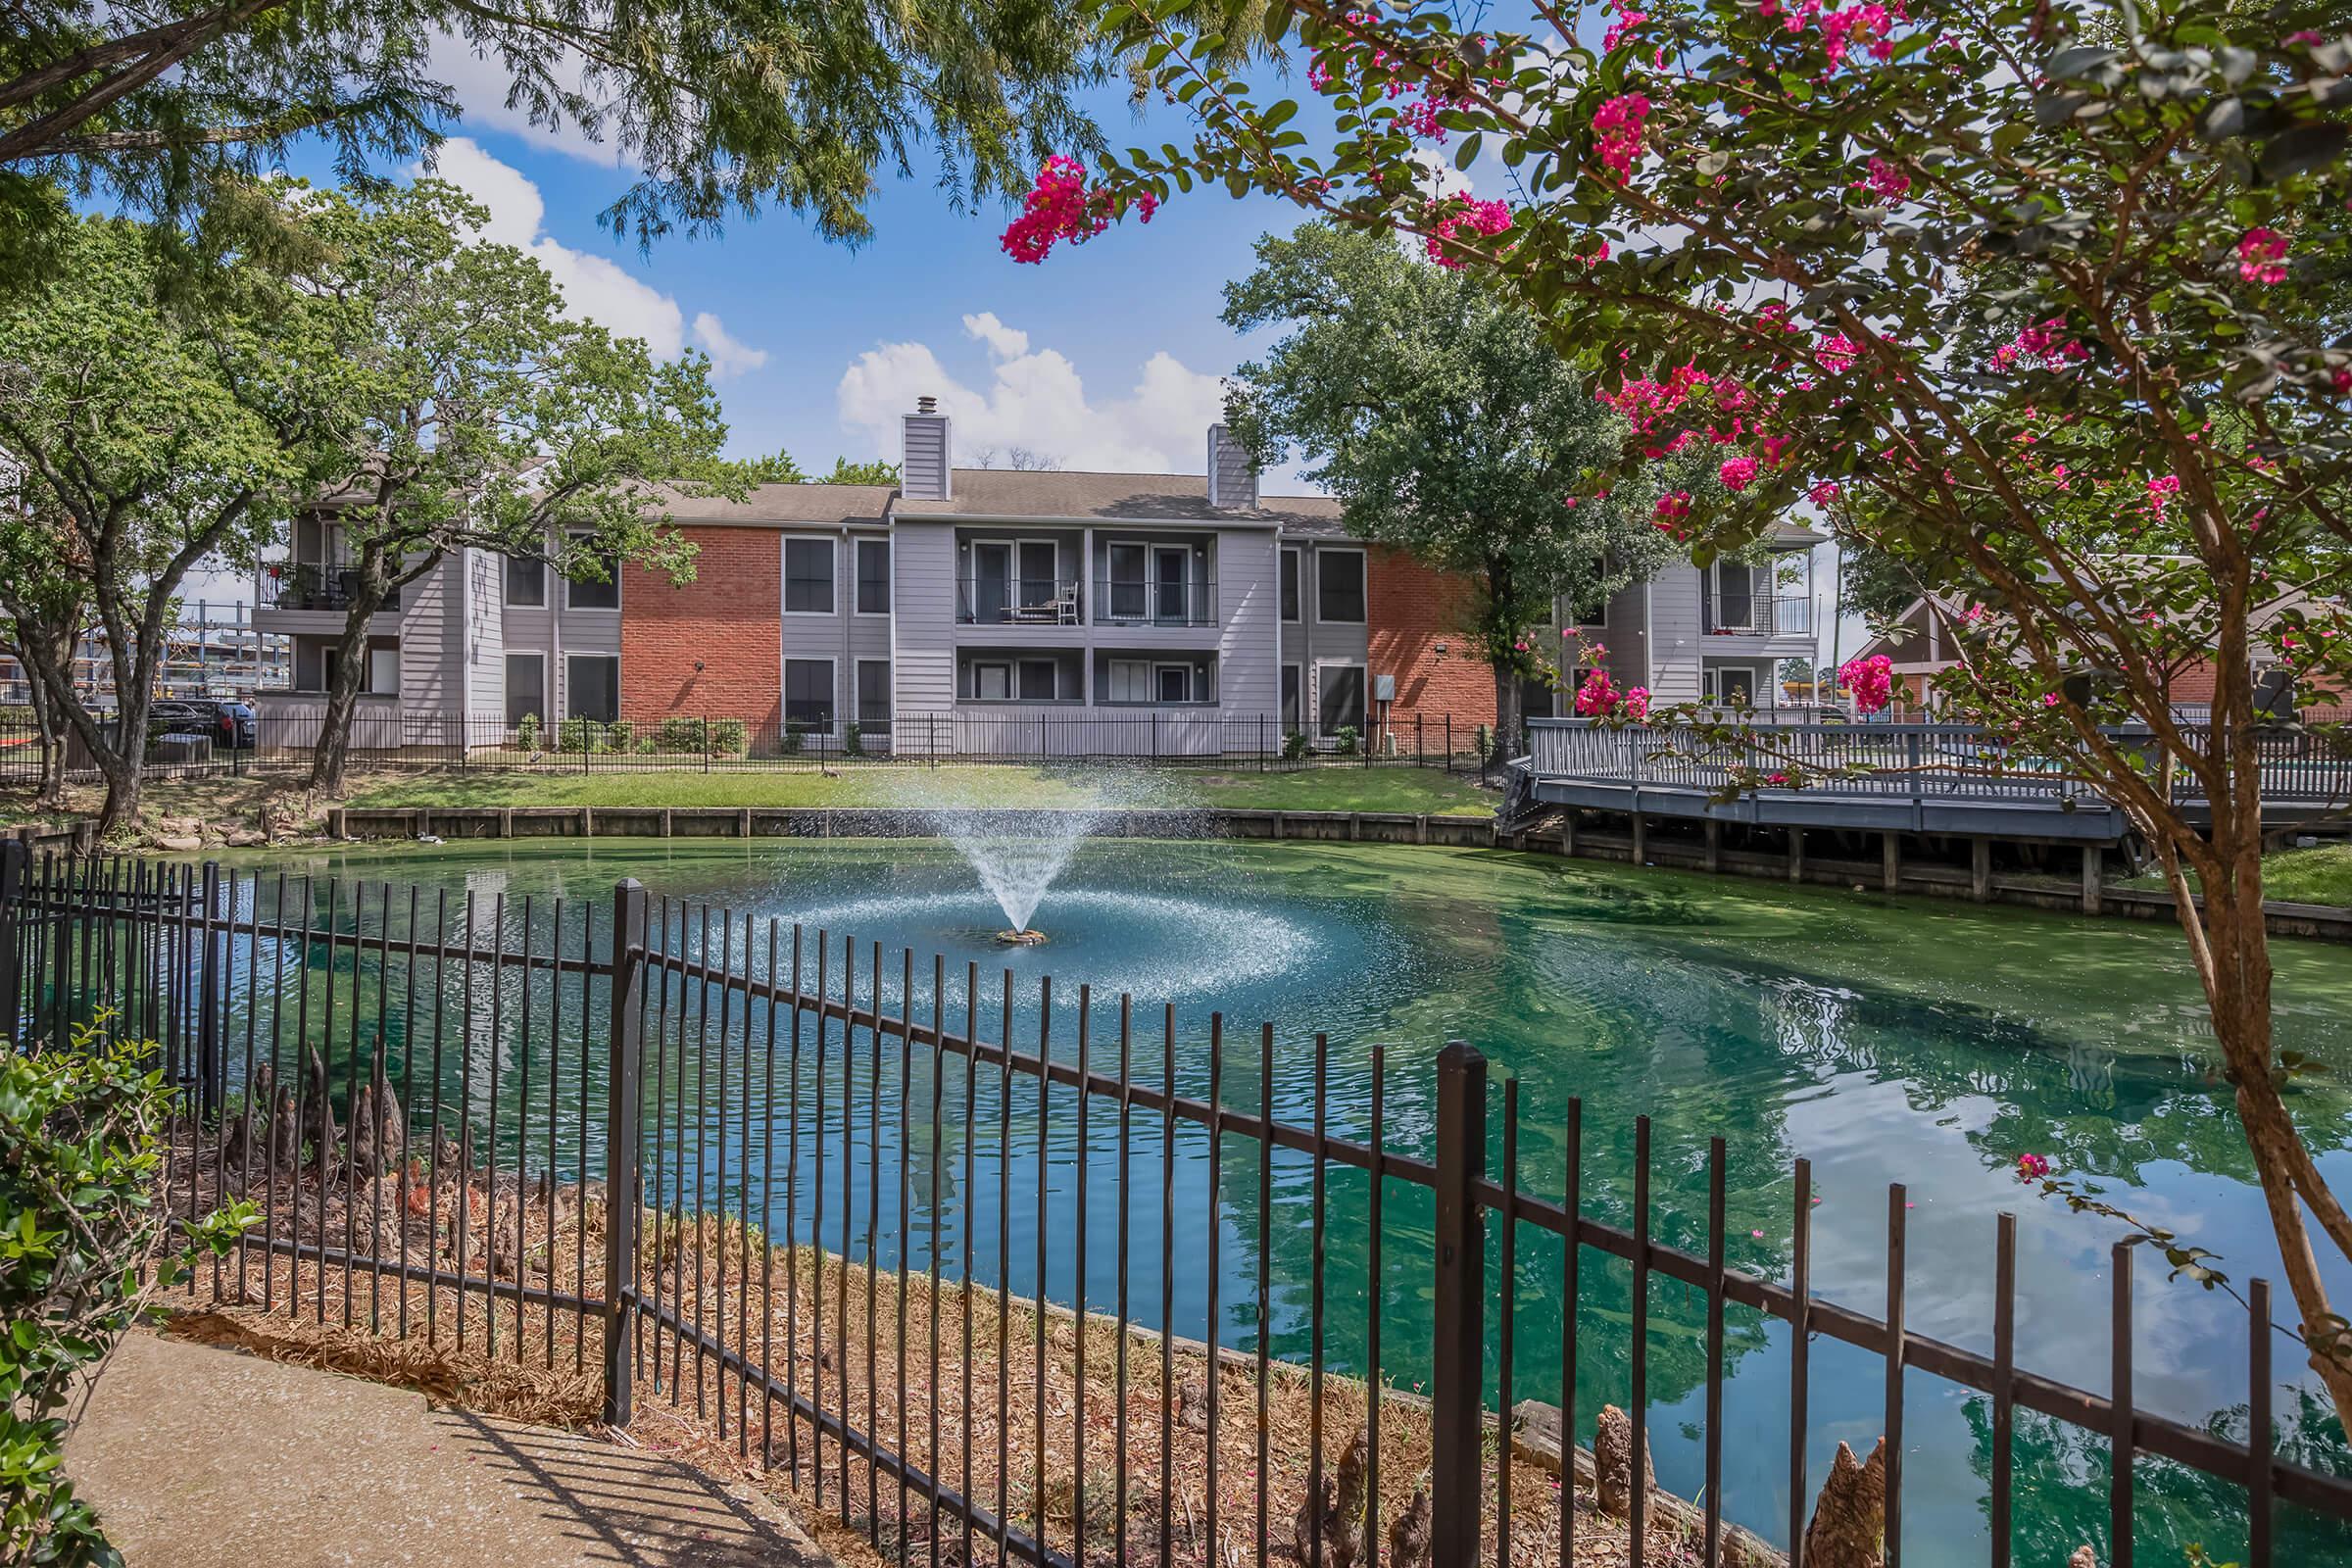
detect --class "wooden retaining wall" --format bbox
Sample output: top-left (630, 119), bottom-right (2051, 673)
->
top-left (319, 804), bottom-right (2352, 943)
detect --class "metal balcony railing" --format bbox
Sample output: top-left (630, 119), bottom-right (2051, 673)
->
top-left (1703, 592), bottom-right (1812, 638)
top-left (1092, 576), bottom-right (1218, 627)
top-left (956, 577), bottom-right (1082, 625)
top-left (259, 562), bottom-right (400, 613)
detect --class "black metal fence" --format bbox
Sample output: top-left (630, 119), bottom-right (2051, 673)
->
top-left (0, 708), bottom-right (1516, 788)
top-left (11, 849), bottom-right (2352, 1568)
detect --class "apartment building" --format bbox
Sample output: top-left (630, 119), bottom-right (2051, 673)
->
top-left (253, 399), bottom-right (1827, 749)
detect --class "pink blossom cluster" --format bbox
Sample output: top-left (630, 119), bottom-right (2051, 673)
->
top-left (1592, 93), bottom-right (1652, 179)
top-left (1652, 490), bottom-right (1692, 531)
top-left (1001, 156), bottom-right (1152, 264)
top-left (1819, 3), bottom-right (1899, 67)
top-left (1602, 2), bottom-right (1650, 52)
top-left (2237, 227), bottom-right (2289, 285)
top-left (1807, 480), bottom-right (1840, 506)
top-left (1838, 653), bottom-right (1894, 713)
top-left (1987, 318), bottom-right (2087, 373)
top-left (2016, 1153), bottom-right (2050, 1180)
top-left (1719, 455), bottom-right (1759, 491)
top-left (1597, 363), bottom-right (1710, 438)
top-left (2145, 473), bottom-right (2181, 515)
top-left (1421, 198), bottom-right (1514, 269)
top-left (1402, 96), bottom-right (1450, 141)
top-left (1574, 667), bottom-right (1651, 719)
top-left (1816, 333), bottom-right (1863, 374)
top-left (1854, 157), bottom-right (1911, 199)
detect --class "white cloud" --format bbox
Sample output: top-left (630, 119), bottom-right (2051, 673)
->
top-left (693, 313), bottom-right (768, 379)
top-left (836, 318), bottom-right (1227, 473)
top-left (960, 312), bottom-right (1030, 361)
top-left (426, 29), bottom-right (630, 170)
top-left (425, 137), bottom-right (701, 363)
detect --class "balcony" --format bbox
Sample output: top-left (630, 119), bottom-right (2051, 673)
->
top-left (1092, 576), bottom-right (1217, 628)
top-left (1703, 593), bottom-right (1812, 639)
top-left (956, 577), bottom-right (1081, 625)
top-left (259, 562), bottom-right (401, 613)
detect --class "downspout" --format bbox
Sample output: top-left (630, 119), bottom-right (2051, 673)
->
top-left (841, 522), bottom-right (853, 741)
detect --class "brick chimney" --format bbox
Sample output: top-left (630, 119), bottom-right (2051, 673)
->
top-left (902, 396), bottom-right (952, 501)
top-left (1205, 423), bottom-right (1258, 511)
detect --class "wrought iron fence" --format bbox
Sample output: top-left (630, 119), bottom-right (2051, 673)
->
top-left (11, 849), bottom-right (2352, 1568)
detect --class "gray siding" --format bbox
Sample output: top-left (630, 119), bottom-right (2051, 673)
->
top-left (1206, 425), bottom-right (1257, 510)
top-left (1213, 527), bottom-right (1278, 717)
top-left (891, 521), bottom-right (958, 714)
top-left (399, 553), bottom-right (455, 710)
top-left (463, 550), bottom-right (506, 716)
top-left (1642, 564), bottom-right (1706, 703)
top-left (902, 414), bottom-right (951, 500)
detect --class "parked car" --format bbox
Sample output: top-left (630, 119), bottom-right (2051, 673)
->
top-left (149, 700), bottom-right (256, 751)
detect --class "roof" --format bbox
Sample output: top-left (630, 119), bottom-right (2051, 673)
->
top-left (892, 468), bottom-right (1349, 533)
top-left (639, 480), bottom-right (895, 527)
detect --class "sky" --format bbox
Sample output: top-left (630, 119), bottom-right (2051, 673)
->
top-left (190, 31), bottom-right (1854, 661)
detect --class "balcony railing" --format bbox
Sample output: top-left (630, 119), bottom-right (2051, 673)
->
top-left (1703, 592), bottom-right (1812, 638)
top-left (259, 562), bottom-right (400, 613)
top-left (956, 577), bottom-right (1081, 625)
top-left (1092, 576), bottom-right (1217, 627)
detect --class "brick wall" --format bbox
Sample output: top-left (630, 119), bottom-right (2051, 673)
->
top-left (1367, 546), bottom-right (1495, 725)
top-left (619, 526), bottom-right (781, 721)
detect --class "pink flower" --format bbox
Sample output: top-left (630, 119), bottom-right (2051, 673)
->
top-left (2284, 29), bottom-right (2324, 46)
top-left (2145, 473), bottom-right (2181, 515)
top-left (1652, 490), bottom-right (1692, 529)
top-left (1988, 318), bottom-right (2087, 373)
top-left (1622, 686), bottom-right (1650, 719)
top-left (1719, 455), bottom-right (1759, 492)
top-left (1422, 197), bottom-right (1514, 269)
top-left (2238, 227), bottom-right (2289, 285)
top-left (1001, 156), bottom-right (1112, 264)
top-left (1854, 157), bottom-right (1911, 199)
top-left (1767, 770), bottom-right (1788, 785)
top-left (1592, 93), bottom-right (1653, 179)
top-left (1603, 4), bottom-right (1651, 52)
top-left (2040, 692), bottom-right (2059, 707)
top-left (1839, 653), bottom-right (1894, 713)
top-left (2016, 1153), bottom-right (2050, 1180)
top-left (1806, 480), bottom-right (1840, 506)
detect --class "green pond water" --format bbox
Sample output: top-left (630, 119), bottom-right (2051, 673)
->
top-left (203, 836), bottom-right (2352, 1565)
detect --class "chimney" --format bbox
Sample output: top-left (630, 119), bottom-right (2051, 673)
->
top-left (1205, 423), bottom-right (1258, 511)
top-left (902, 396), bottom-right (952, 501)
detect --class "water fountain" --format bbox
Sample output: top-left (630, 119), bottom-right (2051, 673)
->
top-left (921, 802), bottom-right (1103, 942)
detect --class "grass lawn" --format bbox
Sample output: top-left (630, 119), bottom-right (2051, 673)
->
top-left (2121, 841), bottom-right (2352, 907)
top-left (339, 762), bottom-right (1497, 816)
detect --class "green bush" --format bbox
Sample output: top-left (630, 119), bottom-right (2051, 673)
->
top-left (515, 712), bottom-right (541, 752)
top-left (708, 719), bottom-right (748, 757)
top-left (1335, 725), bottom-right (1360, 758)
top-left (1281, 729), bottom-right (1308, 761)
top-left (557, 717), bottom-right (605, 754)
top-left (844, 723), bottom-right (865, 758)
top-left (782, 721), bottom-right (806, 757)
top-left (0, 1017), bottom-right (251, 1565)
top-left (654, 716), bottom-right (705, 753)
top-left (605, 719), bottom-right (638, 753)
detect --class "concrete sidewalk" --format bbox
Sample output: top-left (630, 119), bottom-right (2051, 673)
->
top-left (65, 1329), bottom-right (830, 1568)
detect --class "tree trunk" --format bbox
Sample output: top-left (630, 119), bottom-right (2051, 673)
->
top-left (19, 636), bottom-right (67, 805)
top-left (307, 547), bottom-right (392, 795)
top-left (1494, 657), bottom-right (1522, 760)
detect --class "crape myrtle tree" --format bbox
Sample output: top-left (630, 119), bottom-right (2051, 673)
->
top-left (0, 0), bottom-right (1108, 291)
top-left (1007, 0), bottom-right (2352, 1415)
top-left (1219, 220), bottom-right (1702, 744)
top-left (279, 178), bottom-right (716, 794)
top-left (0, 214), bottom-right (355, 835)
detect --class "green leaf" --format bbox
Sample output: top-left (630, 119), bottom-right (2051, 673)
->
top-left (2045, 45), bottom-right (2118, 79)
top-left (2259, 122), bottom-right (2351, 179)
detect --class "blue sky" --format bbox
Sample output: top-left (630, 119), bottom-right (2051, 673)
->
top-left (270, 61), bottom-right (1337, 483)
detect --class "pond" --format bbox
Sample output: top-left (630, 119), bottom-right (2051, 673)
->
top-left (210, 835), bottom-right (2352, 1564)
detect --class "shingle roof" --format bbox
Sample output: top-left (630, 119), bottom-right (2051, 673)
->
top-left (640, 481), bottom-right (895, 527)
top-left (894, 468), bottom-right (1348, 533)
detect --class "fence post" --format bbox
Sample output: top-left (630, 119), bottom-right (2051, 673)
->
top-left (197, 860), bottom-right (222, 1117)
top-left (600, 877), bottom-right (650, 1427)
top-left (0, 839), bottom-right (24, 1047)
top-left (1431, 1040), bottom-right (1489, 1567)
top-left (1445, 713), bottom-right (1453, 773)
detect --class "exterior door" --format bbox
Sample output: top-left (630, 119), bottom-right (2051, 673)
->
top-left (972, 542), bottom-right (1012, 621)
top-left (1018, 540), bottom-right (1058, 613)
top-left (1714, 562), bottom-right (1755, 631)
top-left (1152, 546), bottom-right (1190, 623)
top-left (1108, 543), bottom-right (1149, 619)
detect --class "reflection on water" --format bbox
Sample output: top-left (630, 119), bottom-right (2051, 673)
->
top-left (204, 836), bottom-right (2352, 1564)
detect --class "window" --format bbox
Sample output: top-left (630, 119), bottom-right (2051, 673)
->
top-left (784, 658), bottom-right (834, 728)
top-left (856, 660), bottom-right (892, 727)
top-left (1106, 542), bottom-right (1149, 620)
top-left (1281, 665), bottom-right (1302, 729)
top-left (1316, 549), bottom-right (1365, 623)
top-left (784, 538), bottom-right (836, 614)
top-left (971, 662), bottom-right (1012, 701)
top-left (564, 541), bottom-right (621, 610)
top-left (567, 654), bottom-right (619, 721)
top-left (1568, 584), bottom-right (1609, 626)
top-left (505, 556), bottom-right (546, 607)
top-left (856, 538), bottom-right (891, 615)
top-left (1106, 660), bottom-right (1150, 704)
top-left (1702, 664), bottom-right (1762, 706)
top-left (1018, 659), bottom-right (1058, 702)
top-left (1155, 663), bottom-right (1193, 704)
top-left (504, 654), bottom-right (546, 728)
top-left (1280, 549), bottom-right (1300, 623)
top-left (1318, 663), bottom-right (1366, 736)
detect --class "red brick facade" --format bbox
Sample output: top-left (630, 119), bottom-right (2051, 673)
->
top-left (619, 526), bottom-right (781, 721)
top-left (1367, 546), bottom-right (1496, 723)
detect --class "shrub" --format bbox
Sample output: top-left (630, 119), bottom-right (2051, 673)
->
top-left (782, 721), bottom-right (806, 757)
top-left (1334, 725), bottom-right (1359, 758)
top-left (708, 718), bottom-right (748, 757)
top-left (557, 717), bottom-right (605, 754)
top-left (605, 719), bottom-right (638, 753)
top-left (844, 723), bottom-right (865, 758)
top-left (0, 1017), bottom-right (251, 1564)
top-left (654, 716), bottom-right (706, 754)
top-left (515, 712), bottom-right (541, 752)
top-left (1281, 729), bottom-right (1308, 761)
